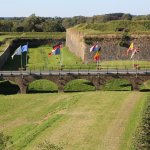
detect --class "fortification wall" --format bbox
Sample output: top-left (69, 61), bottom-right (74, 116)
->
top-left (0, 46), bottom-right (11, 68)
top-left (66, 29), bottom-right (150, 62)
top-left (66, 28), bottom-right (86, 61)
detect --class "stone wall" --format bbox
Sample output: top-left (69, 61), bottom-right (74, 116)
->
top-left (66, 28), bottom-right (86, 61)
top-left (0, 46), bottom-right (11, 68)
top-left (66, 29), bottom-right (150, 62)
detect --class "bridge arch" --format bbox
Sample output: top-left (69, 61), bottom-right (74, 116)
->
top-left (139, 79), bottom-right (150, 92)
top-left (101, 78), bottom-right (132, 91)
top-left (64, 79), bottom-right (96, 92)
top-left (27, 79), bottom-right (58, 93)
top-left (0, 80), bottom-right (20, 94)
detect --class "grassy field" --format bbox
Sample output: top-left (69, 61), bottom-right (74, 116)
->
top-left (0, 91), bottom-right (148, 150)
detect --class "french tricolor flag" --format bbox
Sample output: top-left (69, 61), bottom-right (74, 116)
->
top-left (48, 43), bottom-right (61, 56)
top-left (90, 44), bottom-right (100, 52)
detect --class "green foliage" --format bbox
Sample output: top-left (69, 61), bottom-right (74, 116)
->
top-left (139, 80), bottom-right (150, 92)
top-left (75, 20), bottom-right (150, 34)
top-left (119, 32), bottom-right (130, 48)
top-left (133, 95), bottom-right (150, 149)
top-left (0, 132), bottom-right (13, 150)
top-left (38, 141), bottom-right (63, 150)
top-left (64, 79), bottom-right (95, 92)
top-left (27, 79), bottom-right (58, 93)
top-left (102, 79), bottom-right (132, 91)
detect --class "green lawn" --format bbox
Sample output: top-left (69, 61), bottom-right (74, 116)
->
top-left (0, 92), bottom-right (148, 150)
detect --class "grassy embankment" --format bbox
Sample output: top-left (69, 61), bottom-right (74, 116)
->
top-left (74, 20), bottom-right (150, 35)
top-left (0, 91), bottom-right (149, 150)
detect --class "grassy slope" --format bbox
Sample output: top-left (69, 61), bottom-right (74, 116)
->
top-left (0, 92), bottom-right (148, 150)
top-left (75, 20), bottom-right (150, 35)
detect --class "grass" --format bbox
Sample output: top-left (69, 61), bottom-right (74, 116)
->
top-left (133, 95), bottom-right (150, 149)
top-left (100, 60), bottom-right (150, 69)
top-left (27, 45), bottom-right (83, 70)
top-left (0, 92), bottom-right (148, 150)
top-left (64, 79), bottom-right (96, 92)
top-left (139, 80), bottom-right (150, 91)
top-left (27, 79), bottom-right (58, 93)
top-left (0, 32), bottom-right (66, 42)
top-left (119, 93), bottom-right (149, 150)
top-left (101, 79), bottom-right (132, 91)
top-left (75, 20), bottom-right (150, 35)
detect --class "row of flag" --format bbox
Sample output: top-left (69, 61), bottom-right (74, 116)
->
top-left (11, 44), bottom-right (28, 59)
top-left (89, 41), bottom-right (140, 62)
top-left (11, 41), bottom-right (139, 66)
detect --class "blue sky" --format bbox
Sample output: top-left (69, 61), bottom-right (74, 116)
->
top-left (0, 0), bottom-right (150, 17)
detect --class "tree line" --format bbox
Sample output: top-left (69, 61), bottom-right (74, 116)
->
top-left (0, 13), bottom-right (150, 32)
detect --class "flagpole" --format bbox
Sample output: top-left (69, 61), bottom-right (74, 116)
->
top-left (26, 51), bottom-right (28, 70)
top-left (61, 42), bottom-right (63, 67)
top-left (60, 42), bottom-right (63, 70)
top-left (21, 51), bottom-right (23, 69)
top-left (26, 42), bottom-right (28, 70)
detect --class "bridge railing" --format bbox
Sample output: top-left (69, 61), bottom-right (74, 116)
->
top-left (0, 65), bottom-right (150, 76)
top-left (15, 64), bottom-right (150, 72)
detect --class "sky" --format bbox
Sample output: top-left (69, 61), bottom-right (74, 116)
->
top-left (0, 0), bottom-right (150, 17)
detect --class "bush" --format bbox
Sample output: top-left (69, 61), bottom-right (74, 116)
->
top-left (27, 79), bottom-right (58, 93)
top-left (134, 96), bottom-right (150, 149)
top-left (101, 79), bottom-right (132, 91)
top-left (64, 79), bottom-right (95, 92)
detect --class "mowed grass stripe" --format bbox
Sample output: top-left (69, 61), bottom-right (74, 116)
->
top-left (0, 92), bottom-right (147, 150)
top-left (22, 92), bottom-right (143, 150)
top-left (27, 46), bottom-right (82, 70)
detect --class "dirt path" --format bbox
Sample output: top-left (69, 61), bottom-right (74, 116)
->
top-left (100, 92), bottom-right (142, 150)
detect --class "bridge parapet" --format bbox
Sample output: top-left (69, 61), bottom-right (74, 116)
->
top-left (0, 71), bottom-right (150, 93)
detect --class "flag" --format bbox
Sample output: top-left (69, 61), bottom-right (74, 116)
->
top-left (11, 46), bottom-right (22, 59)
top-left (48, 43), bottom-right (61, 56)
top-left (126, 42), bottom-right (134, 55)
top-left (90, 44), bottom-right (100, 52)
top-left (131, 48), bottom-right (140, 59)
top-left (21, 44), bottom-right (28, 52)
top-left (94, 51), bottom-right (100, 61)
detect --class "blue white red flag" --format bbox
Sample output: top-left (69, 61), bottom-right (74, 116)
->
top-left (90, 44), bottom-right (101, 52)
top-left (48, 43), bottom-right (62, 56)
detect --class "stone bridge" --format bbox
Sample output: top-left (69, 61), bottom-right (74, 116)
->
top-left (1, 73), bottom-right (150, 93)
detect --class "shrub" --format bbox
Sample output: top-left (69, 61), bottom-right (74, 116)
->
top-left (27, 79), bottom-right (58, 93)
top-left (64, 79), bottom-right (95, 92)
